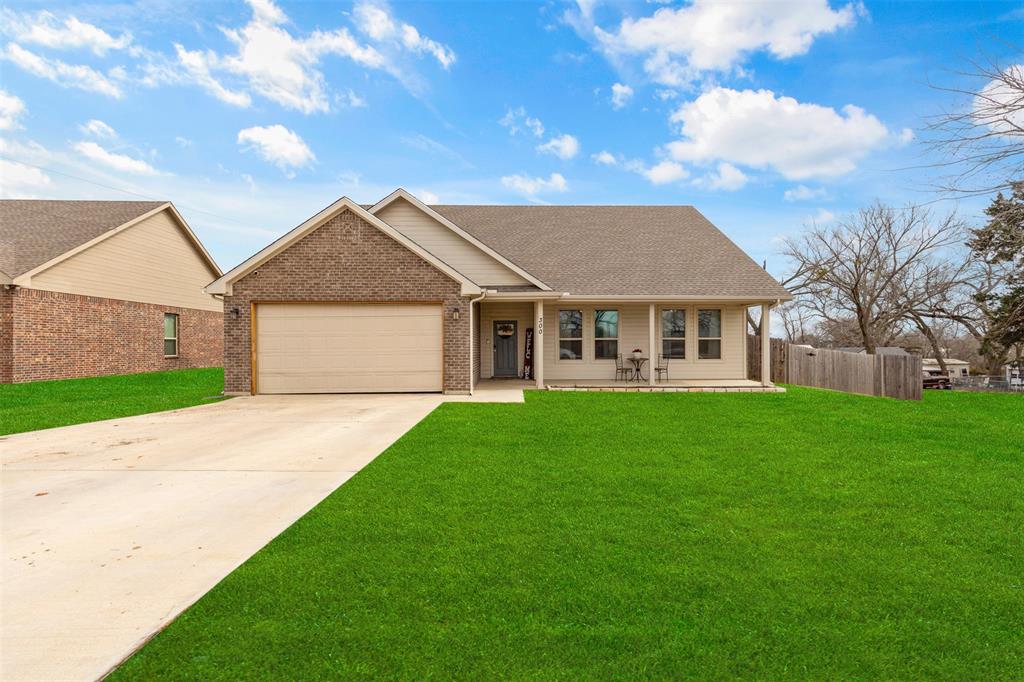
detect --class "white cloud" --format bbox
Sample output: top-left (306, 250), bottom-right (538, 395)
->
top-left (1, 43), bottom-right (123, 98)
top-left (173, 44), bottom-right (252, 108)
top-left (638, 159), bottom-right (688, 185)
top-left (897, 127), bottom-right (914, 145)
top-left (976, 65), bottom-right (1024, 135)
top-left (336, 89), bottom-right (367, 108)
top-left (537, 133), bottom-right (580, 160)
top-left (592, 150), bottom-right (618, 165)
top-left (812, 208), bottom-right (835, 223)
top-left (500, 106), bottom-right (545, 137)
top-left (352, 2), bottom-right (456, 68)
top-left (611, 82), bottom-right (634, 109)
top-left (0, 158), bottom-right (51, 197)
top-left (1, 9), bottom-right (132, 55)
top-left (697, 162), bottom-right (748, 191)
top-left (79, 119), bottom-right (116, 139)
top-left (501, 172), bottom-right (569, 198)
top-left (666, 87), bottom-right (890, 180)
top-left (159, 0), bottom-right (445, 114)
top-left (784, 184), bottom-right (828, 201)
top-left (237, 124), bottom-right (315, 175)
top-left (417, 189), bottom-right (440, 204)
top-left (0, 89), bottom-right (26, 130)
top-left (593, 0), bottom-right (859, 86)
top-left (73, 141), bottom-right (160, 175)
top-left (175, 136), bottom-right (193, 148)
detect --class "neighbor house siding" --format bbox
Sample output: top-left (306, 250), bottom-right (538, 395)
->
top-left (222, 208), bottom-right (472, 395)
top-left (375, 198), bottom-right (529, 286)
top-left (5, 287), bottom-right (221, 383)
top-left (542, 303), bottom-right (747, 381)
top-left (27, 209), bottom-right (221, 312)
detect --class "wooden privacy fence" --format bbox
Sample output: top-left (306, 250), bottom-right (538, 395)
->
top-left (748, 336), bottom-right (922, 400)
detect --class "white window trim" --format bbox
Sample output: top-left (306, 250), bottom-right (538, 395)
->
top-left (557, 308), bottom-right (583, 362)
top-left (593, 309), bottom-right (620, 361)
top-left (659, 307), bottom-right (687, 361)
top-left (164, 312), bottom-right (179, 358)
top-left (696, 308), bottom-right (724, 361)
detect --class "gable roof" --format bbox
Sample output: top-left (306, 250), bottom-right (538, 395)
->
top-left (430, 205), bottom-right (792, 299)
top-left (205, 197), bottom-right (482, 296)
top-left (0, 200), bottom-right (220, 282)
top-left (369, 189), bottom-right (551, 291)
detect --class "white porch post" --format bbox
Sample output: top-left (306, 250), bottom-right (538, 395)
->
top-left (649, 303), bottom-right (656, 386)
top-left (761, 303), bottom-right (772, 386)
top-left (534, 300), bottom-right (544, 389)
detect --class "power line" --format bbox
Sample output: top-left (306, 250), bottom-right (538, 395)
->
top-left (1, 154), bottom-right (261, 229)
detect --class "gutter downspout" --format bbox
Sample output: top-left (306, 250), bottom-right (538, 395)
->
top-left (467, 291), bottom-right (487, 395)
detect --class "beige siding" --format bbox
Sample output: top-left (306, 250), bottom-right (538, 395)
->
top-left (479, 302), bottom-right (534, 378)
top-left (29, 209), bottom-right (221, 312)
top-left (376, 198), bottom-right (529, 286)
top-left (542, 303), bottom-right (747, 381)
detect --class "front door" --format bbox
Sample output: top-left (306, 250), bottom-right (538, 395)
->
top-left (493, 320), bottom-right (518, 377)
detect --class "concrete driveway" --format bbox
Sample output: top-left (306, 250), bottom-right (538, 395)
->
top-left (1, 390), bottom-right (519, 681)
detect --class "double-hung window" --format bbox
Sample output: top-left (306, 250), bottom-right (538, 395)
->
top-left (594, 310), bottom-right (619, 359)
top-left (661, 309), bottom-right (686, 359)
top-left (559, 310), bottom-right (583, 360)
top-left (164, 313), bottom-right (179, 358)
top-left (697, 309), bottom-right (721, 359)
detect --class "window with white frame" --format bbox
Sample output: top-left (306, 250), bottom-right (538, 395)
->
top-left (661, 308), bottom-right (686, 359)
top-left (697, 309), bottom-right (721, 359)
top-left (594, 310), bottom-right (619, 359)
top-left (164, 313), bottom-right (179, 357)
top-left (559, 310), bottom-right (583, 360)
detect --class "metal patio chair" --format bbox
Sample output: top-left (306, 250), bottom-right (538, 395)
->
top-left (654, 354), bottom-right (670, 382)
top-left (615, 354), bottom-right (634, 381)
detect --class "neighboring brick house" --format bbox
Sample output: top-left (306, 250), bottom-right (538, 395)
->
top-left (0, 200), bottom-right (223, 384)
top-left (208, 190), bottom-right (791, 396)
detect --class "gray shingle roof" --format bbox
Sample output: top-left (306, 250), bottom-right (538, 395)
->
top-left (0, 200), bottom-right (165, 277)
top-left (430, 205), bottom-right (791, 298)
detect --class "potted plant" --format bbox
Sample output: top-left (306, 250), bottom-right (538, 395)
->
top-left (632, 348), bottom-right (643, 360)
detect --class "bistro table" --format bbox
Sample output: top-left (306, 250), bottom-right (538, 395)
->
top-left (628, 356), bottom-right (648, 382)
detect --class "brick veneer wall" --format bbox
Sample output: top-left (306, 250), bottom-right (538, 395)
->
top-left (2, 287), bottom-right (222, 383)
top-left (222, 208), bottom-right (472, 395)
top-left (0, 287), bottom-right (13, 384)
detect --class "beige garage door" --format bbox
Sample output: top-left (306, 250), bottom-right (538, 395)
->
top-left (256, 303), bottom-right (443, 393)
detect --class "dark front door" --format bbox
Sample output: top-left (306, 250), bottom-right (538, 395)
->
top-left (493, 320), bottom-right (518, 377)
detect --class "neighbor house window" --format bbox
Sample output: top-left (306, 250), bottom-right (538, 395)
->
top-left (559, 310), bottom-right (583, 360)
top-left (164, 313), bottom-right (179, 357)
top-left (661, 309), bottom-right (686, 359)
top-left (697, 309), bottom-right (721, 359)
top-left (594, 310), bottom-right (619, 359)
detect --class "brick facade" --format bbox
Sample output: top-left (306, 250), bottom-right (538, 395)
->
top-left (0, 287), bottom-right (222, 383)
top-left (223, 208), bottom-right (472, 394)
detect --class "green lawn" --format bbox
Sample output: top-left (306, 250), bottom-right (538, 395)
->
top-left (0, 368), bottom-right (226, 435)
top-left (114, 388), bottom-right (1022, 680)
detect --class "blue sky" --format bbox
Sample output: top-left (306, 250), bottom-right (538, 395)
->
top-left (0, 0), bottom-right (1020, 275)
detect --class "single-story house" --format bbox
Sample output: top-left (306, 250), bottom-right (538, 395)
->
top-left (922, 358), bottom-right (970, 378)
top-left (835, 346), bottom-right (910, 356)
top-left (206, 189), bottom-right (792, 395)
top-left (1, 200), bottom-right (223, 383)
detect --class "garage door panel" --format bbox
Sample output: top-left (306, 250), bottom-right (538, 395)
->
top-left (256, 303), bottom-right (443, 393)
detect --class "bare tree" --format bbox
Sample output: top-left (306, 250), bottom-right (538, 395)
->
top-left (783, 203), bottom-right (970, 354)
top-left (925, 57), bottom-right (1023, 196)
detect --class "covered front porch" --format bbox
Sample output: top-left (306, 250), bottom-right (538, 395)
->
top-left (476, 378), bottom-right (784, 393)
top-left (471, 295), bottom-right (777, 392)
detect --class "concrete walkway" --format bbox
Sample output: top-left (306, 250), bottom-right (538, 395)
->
top-left (1, 389), bottom-right (523, 681)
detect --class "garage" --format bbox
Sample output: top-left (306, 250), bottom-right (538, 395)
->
top-left (255, 303), bottom-right (443, 393)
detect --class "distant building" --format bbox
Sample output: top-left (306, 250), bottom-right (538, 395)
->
top-left (922, 358), bottom-right (970, 378)
top-left (834, 346), bottom-right (910, 356)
